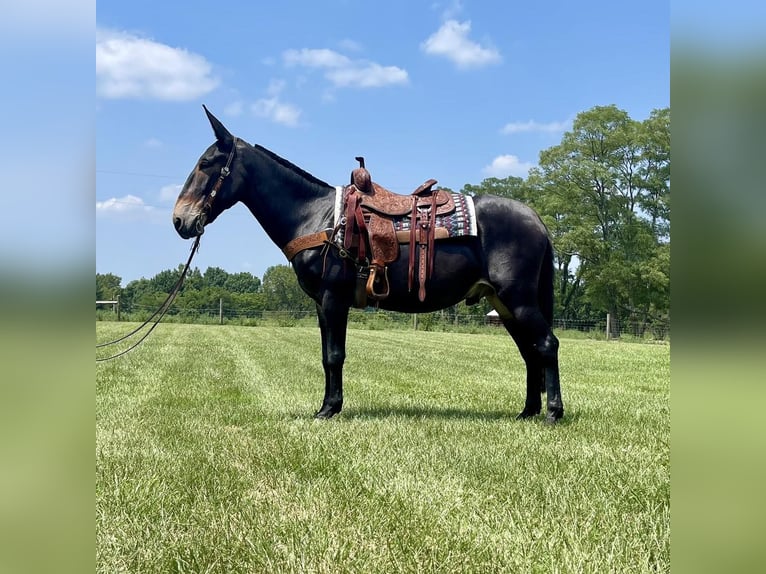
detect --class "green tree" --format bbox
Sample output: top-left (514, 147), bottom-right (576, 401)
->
top-left (261, 265), bottom-right (314, 314)
top-left (203, 266), bottom-right (229, 289)
top-left (638, 107), bottom-right (670, 239)
top-left (532, 105), bottom-right (670, 334)
top-left (96, 273), bottom-right (121, 300)
top-left (119, 277), bottom-right (152, 312)
top-left (461, 176), bottom-right (528, 201)
top-left (150, 267), bottom-right (182, 293)
top-left (224, 271), bottom-right (261, 293)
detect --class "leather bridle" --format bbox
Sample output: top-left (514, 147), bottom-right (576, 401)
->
top-left (201, 138), bottom-right (238, 218)
top-left (96, 141), bottom-right (238, 361)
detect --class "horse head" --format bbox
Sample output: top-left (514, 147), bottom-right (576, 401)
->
top-left (172, 106), bottom-right (244, 239)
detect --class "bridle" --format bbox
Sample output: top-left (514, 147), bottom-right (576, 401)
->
top-left (200, 138), bottom-right (238, 225)
top-left (95, 136), bottom-right (241, 362)
top-left (97, 140), bottom-right (239, 361)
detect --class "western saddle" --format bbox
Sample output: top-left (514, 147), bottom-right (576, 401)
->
top-left (342, 157), bottom-right (456, 306)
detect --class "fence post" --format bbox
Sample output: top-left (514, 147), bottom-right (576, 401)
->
top-left (219, 298), bottom-right (223, 325)
top-left (606, 313), bottom-right (611, 340)
top-left (116, 295), bottom-right (121, 322)
top-left (413, 314), bottom-right (418, 330)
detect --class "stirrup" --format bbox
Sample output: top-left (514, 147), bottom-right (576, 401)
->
top-left (366, 263), bottom-right (390, 301)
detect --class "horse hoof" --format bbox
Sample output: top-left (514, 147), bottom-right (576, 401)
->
top-left (516, 409), bottom-right (539, 420)
top-left (314, 405), bottom-right (342, 419)
top-left (545, 407), bottom-right (564, 424)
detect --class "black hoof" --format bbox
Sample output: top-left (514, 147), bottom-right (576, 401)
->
top-left (314, 404), bottom-right (342, 419)
top-left (545, 407), bottom-right (564, 424)
top-left (516, 408), bottom-right (540, 420)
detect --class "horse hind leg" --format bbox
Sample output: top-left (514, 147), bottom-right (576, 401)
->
top-left (505, 324), bottom-right (544, 419)
top-left (492, 291), bottom-right (564, 423)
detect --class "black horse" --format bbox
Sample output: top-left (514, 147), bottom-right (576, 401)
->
top-left (173, 107), bottom-right (564, 423)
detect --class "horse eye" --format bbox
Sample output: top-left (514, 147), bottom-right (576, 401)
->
top-left (199, 160), bottom-right (210, 169)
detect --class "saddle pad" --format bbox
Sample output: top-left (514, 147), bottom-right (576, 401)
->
top-left (391, 193), bottom-right (478, 238)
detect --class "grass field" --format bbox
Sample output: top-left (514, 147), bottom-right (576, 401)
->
top-left (96, 322), bottom-right (669, 573)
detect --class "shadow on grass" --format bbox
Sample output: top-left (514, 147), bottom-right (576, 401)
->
top-left (340, 406), bottom-right (517, 422)
top-left (342, 405), bottom-right (580, 426)
top-left (288, 405), bottom-right (578, 425)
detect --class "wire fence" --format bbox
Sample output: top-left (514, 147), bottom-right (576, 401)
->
top-left (96, 302), bottom-right (669, 342)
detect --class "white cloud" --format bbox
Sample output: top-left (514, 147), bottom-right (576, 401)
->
top-left (282, 48), bottom-right (408, 88)
top-left (252, 98), bottom-right (302, 127)
top-left (284, 48), bottom-right (351, 68)
top-left (421, 20), bottom-right (501, 69)
top-left (224, 81), bottom-right (302, 127)
top-left (326, 63), bottom-right (409, 88)
top-left (96, 28), bottom-right (219, 101)
top-left (482, 155), bottom-right (535, 178)
top-left (250, 79), bottom-right (303, 127)
top-left (501, 119), bottom-right (571, 135)
top-left (144, 138), bottom-right (162, 148)
top-left (96, 195), bottom-right (156, 219)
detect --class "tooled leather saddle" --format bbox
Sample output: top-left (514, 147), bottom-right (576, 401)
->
top-left (342, 157), bottom-right (457, 306)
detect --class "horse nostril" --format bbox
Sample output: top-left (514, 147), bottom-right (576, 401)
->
top-left (173, 216), bottom-right (183, 232)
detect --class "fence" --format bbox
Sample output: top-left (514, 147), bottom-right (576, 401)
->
top-left (97, 299), bottom-right (669, 341)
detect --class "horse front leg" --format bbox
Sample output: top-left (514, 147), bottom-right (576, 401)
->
top-left (314, 294), bottom-right (350, 419)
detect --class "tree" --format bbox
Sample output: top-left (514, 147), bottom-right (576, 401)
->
top-left (638, 107), bottom-right (670, 239)
top-left (96, 273), bottom-right (121, 300)
top-left (224, 271), bottom-right (261, 294)
top-left (150, 267), bottom-right (182, 293)
top-left (532, 105), bottom-right (670, 334)
top-left (461, 176), bottom-right (529, 201)
top-left (203, 266), bottom-right (229, 289)
top-left (119, 277), bottom-right (153, 312)
top-left (261, 265), bottom-right (314, 313)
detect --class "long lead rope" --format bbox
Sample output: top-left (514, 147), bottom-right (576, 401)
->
top-left (96, 236), bottom-right (201, 362)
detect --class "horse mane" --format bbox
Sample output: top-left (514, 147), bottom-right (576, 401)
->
top-left (252, 143), bottom-right (332, 189)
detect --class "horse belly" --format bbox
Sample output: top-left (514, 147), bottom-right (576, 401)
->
top-left (376, 240), bottom-right (484, 313)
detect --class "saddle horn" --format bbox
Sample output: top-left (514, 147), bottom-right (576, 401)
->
top-left (350, 156), bottom-right (372, 194)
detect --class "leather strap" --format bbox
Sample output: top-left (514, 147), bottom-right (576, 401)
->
top-left (282, 229), bottom-right (331, 261)
top-left (408, 198), bottom-right (418, 292)
top-left (396, 228), bottom-right (448, 243)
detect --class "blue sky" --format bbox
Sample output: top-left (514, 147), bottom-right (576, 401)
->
top-left (96, 0), bottom-right (669, 285)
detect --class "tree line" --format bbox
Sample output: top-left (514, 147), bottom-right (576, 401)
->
top-left (97, 264), bottom-right (315, 319)
top-left (98, 105), bottom-right (669, 333)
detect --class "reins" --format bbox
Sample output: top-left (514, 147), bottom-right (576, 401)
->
top-left (96, 236), bottom-right (201, 362)
top-left (97, 139), bottom-right (237, 362)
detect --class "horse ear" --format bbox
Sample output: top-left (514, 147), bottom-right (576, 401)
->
top-left (203, 105), bottom-right (233, 146)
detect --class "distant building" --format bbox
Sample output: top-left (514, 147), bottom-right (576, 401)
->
top-left (486, 309), bottom-right (502, 326)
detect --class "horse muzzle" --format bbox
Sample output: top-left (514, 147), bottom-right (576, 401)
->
top-left (172, 210), bottom-right (206, 239)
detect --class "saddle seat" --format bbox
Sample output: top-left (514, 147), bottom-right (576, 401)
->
top-left (343, 157), bottom-right (457, 306)
top-left (350, 158), bottom-right (454, 216)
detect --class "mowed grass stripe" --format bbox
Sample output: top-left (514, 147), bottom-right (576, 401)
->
top-left (97, 323), bottom-right (669, 573)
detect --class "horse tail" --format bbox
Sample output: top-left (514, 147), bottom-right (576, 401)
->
top-left (539, 238), bottom-right (555, 327)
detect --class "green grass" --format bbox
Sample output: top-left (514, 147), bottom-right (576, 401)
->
top-left (97, 323), bottom-right (669, 573)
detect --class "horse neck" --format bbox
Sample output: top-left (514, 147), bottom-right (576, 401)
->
top-left (239, 144), bottom-right (336, 249)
